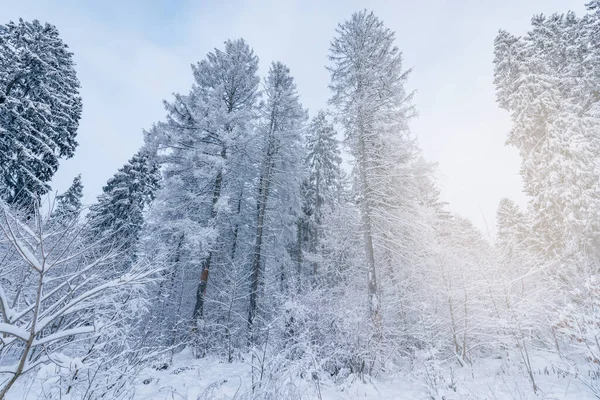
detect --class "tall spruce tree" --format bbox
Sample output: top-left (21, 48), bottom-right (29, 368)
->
top-left (0, 19), bottom-right (82, 207)
top-left (300, 110), bottom-right (343, 278)
top-left (328, 10), bottom-right (416, 326)
top-left (53, 174), bottom-right (83, 223)
top-left (303, 110), bottom-right (343, 227)
top-left (248, 61), bottom-right (306, 335)
top-left (145, 39), bottom-right (260, 331)
top-left (496, 198), bottom-right (529, 261)
top-left (189, 39), bottom-right (260, 322)
top-left (86, 152), bottom-right (160, 266)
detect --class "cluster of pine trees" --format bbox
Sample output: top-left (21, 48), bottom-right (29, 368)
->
top-left (493, 1), bottom-right (600, 393)
top-left (1, 3), bottom-right (600, 398)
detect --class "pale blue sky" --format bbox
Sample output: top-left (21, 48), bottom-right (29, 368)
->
top-left (1, 0), bottom-right (587, 233)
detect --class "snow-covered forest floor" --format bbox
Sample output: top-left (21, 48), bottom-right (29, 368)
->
top-left (131, 351), bottom-right (598, 400)
top-left (10, 348), bottom-right (598, 399)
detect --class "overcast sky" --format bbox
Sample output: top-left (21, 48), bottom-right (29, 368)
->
top-left (2, 0), bottom-right (587, 233)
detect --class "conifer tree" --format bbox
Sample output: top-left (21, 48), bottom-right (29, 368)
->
top-left (53, 174), bottom-right (83, 223)
top-left (141, 40), bottom-right (261, 351)
top-left (496, 198), bottom-right (529, 261)
top-left (328, 10), bottom-right (416, 325)
top-left (303, 110), bottom-right (343, 227)
top-left (299, 110), bottom-right (343, 279)
top-left (0, 19), bottom-right (82, 207)
top-left (248, 61), bottom-right (306, 334)
top-left (494, 11), bottom-right (600, 260)
top-left (189, 39), bottom-right (260, 322)
top-left (86, 152), bottom-right (160, 265)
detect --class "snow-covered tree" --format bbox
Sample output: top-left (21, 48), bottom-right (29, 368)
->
top-left (86, 152), bottom-right (160, 266)
top-left (493, 7), bottom-right (600, 391)
top-left (248, 61), bottom-right (306, 335)
top-left (303, 110), bottom-right (343, 225)
top-left (187, 38), bottom-right (260, 323)
top-left (299, 111), bottom-right (343, 274)
top-left (0, 201), bottom-right (157, 399)
top-left (52, 174), bottom-right (83, 224)
top-left (328, 10), bottom-right (417, 326)
top-left (494, 11), bottom-right (600, 261)
top-left (142, 39), bottom-right (260, 354)
top-left (496, 198), bottom-right (529, 261)
top-left (0, 19), bottom-right (82, 208)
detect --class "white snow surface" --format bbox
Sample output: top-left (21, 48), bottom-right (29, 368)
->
top-left (7, 348), bottom-right (599, 399)
top-left (128, 349), bottom-right (595, 400)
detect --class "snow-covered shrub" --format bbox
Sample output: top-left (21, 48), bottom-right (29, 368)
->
top-left (0, 201), bottom-right (158, 398)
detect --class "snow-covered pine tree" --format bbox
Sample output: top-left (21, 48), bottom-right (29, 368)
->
top-left (495, 198), bottom-right (529, 262)
top-left (328, 10), bottom-right (416, 326)
top-left (0, 19), bottom-right (82, 208)
top-left (52, 174), bottom-right (83, 224)
top-left (248, 61), bottom-right (306, 336)
top-left (149, 38), bottom-right (259, 319)
top-left (494, 11), bottom-right (600, 261)
top-left (494, 9), bottom-right (600, 391)
top-left (303, 111), bottom-right (342, 229)
top-left (299, 110), bottom-right (343, 283)
top-left (142, 39), bottom-right (260, 354)
top-left (86, 152), bottom-right (160, 267)
top-left (188, 39), bottom-right (260, 323)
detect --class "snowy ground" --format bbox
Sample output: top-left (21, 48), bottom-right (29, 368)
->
top-left (132, 349), bottom-right (597, 400)
top-left (8, 348), bottom-right (599, 399)
top-left (133, 348), bottom-right (423, 400)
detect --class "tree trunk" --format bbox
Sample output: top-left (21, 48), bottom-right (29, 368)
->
top-left (357, 132), bottom-right (381, 328)
top-left (230, 188), bottom-right (244, 261)
top-left (248, 164), bottom-right (272, 336)
top-left (166, 233), bottom-right (184, 350)
top-left (0, 271), bottom-right (44, 399)
top-left (311, 171), bottom-right (321, 284)
top-left (193, 254), bottom-right (212, 322)
top-left (248, 119), bottom-right (276, 337)
top-left (193, 148), bottom-right (226, 322)
top-left (295, 218), bottom-right (303, 293)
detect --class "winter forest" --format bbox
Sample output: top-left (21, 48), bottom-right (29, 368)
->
top-left (2, 1), bottom-right (600, 399)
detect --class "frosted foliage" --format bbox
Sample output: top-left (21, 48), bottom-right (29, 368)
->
top-left (4, 5), bottom-right (600, 399)
top-left (494, 10), bottom-right (600, 259)
top-left (0, 19), bottom-right (82, 207)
